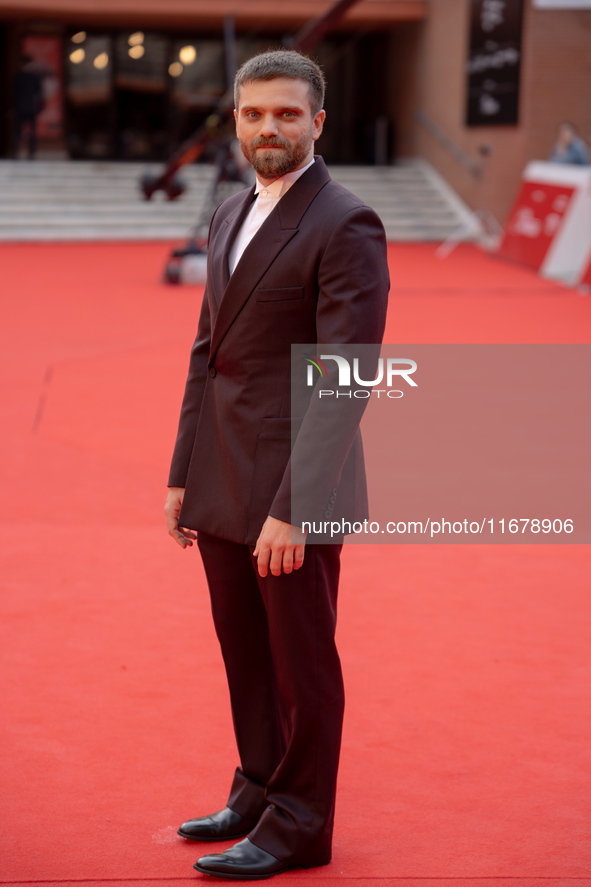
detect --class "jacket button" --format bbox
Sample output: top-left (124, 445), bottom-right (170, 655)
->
top-left (209, 367), bottom-right (217, 378)
top-left (324, 511), bottom-right (332, 519)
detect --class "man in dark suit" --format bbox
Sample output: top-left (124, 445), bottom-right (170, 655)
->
top-left (165, 50), bottom-right (389, 879)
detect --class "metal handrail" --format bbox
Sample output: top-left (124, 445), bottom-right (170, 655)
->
top-left (415, 110), bottom-right (481, 177)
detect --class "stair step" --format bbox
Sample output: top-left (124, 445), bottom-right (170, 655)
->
top-left (0, 158), bottom-right (476, 242)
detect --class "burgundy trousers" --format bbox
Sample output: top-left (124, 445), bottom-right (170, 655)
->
top-left (197, 532), bottom-right (344, 866)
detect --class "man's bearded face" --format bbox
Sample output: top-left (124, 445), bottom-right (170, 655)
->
top-left (239, 127), bottom-right (314, 179)
top-left (234, 77), bottom-right (324, 181)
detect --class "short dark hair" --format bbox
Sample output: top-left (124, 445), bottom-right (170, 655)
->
top-left (234, 50), bottom-right (326, 115)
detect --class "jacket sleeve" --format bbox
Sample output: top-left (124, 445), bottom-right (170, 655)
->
top-left (168, 200), bottom-right (226, 488)
top-left (167, 289), bottom-right (212, 488)
top-left (316, 205), bottom-right (389, 347)
top-left (269, 204), bottom-right (389, 525)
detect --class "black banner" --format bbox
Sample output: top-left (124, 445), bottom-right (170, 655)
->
top-left (466, 0), bottom-right (524, 126)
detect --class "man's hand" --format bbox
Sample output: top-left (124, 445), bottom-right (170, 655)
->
top-left (253, 515), bottom-right (307, 578)
top-left (165, 487), bottom-right (197, 549)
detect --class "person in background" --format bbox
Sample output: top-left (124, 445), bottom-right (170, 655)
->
top-left (549, 121), bottom-right (590, 166)
top-left (12, 56), bottom-right (44, 160)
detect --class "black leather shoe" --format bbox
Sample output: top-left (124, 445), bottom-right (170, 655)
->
top-left (178, 807), bottom-right (258, 842)
top-left (193, 837), bottom-right (290, 879)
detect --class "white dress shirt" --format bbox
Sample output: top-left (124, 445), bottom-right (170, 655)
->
top-left (228, 157), bottom-right (315, 276)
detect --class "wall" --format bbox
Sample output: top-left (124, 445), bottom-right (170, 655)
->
top-left (524, 7), bottom-right (591, 162)
top-left (389, 0), bottom-right (591, 225)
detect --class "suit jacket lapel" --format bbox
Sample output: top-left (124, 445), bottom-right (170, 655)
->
top-left (208, 185), bottom-right (256, 314)
top-left (209, 157), bottom-right (331, 363)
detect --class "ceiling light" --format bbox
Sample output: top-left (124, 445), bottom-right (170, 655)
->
top-left (179, 45), bottom-right (196, 65)
top-left (169, 62), bottom-right (183, 77)
top-left (128, 32), bottom-right (144, 46)
top-left (69, 48), bottom-right (85, 64)
top-left (128, 44), bottom-right (145, 59)
top-left (71, 31), bottom-right (86, 43)
top-left (94, 52), bottom-right (109, 70)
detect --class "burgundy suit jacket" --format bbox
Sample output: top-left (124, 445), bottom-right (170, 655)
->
top-left (168, 156), bottom-right (389, 545)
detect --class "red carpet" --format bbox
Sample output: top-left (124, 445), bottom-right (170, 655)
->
top-left (1, 242), bottom-right (590, 887)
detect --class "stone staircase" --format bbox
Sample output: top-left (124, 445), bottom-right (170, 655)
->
top-left (0, 158), bottom-right (476, 242)
top-left (329, 161), bottom-right (478, 241)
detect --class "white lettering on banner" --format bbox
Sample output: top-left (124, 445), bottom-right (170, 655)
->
top-left (481, 0), bottom-right (506, 32)
top-left (467, 47), bottom-right (519, 74)
top-left (544, 213), bottom-right (561, 236)
top-left (511, 207), bottom-right (541, 238)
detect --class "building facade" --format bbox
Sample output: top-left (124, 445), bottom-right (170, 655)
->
top-left (1, 0), bottom-right (590, 223)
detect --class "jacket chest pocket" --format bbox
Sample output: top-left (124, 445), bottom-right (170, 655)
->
top-left (255, 286), bottom-right (304, 302)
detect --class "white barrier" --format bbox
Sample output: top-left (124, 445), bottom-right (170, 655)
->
top-left (498, 161), bottom-right (591, 285)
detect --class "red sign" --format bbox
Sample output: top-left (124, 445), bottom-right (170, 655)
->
top-left (498, 181), bottom-right (574, 269)
top-left (21, 35), bottom-right (63, 140)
